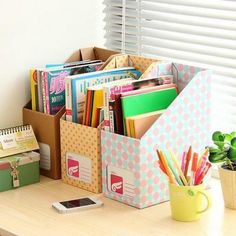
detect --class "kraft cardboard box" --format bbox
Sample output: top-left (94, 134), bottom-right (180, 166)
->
top-left (23, 101), bottom-right (65, 179)
top-left (60, 115), bottom-right (102, 193)
top-left (66, 47), bottom-right (119, 63)
top-left (23, 47), bottom-right (118, 179)
top-left (101, 62), bottom-right (212, 208)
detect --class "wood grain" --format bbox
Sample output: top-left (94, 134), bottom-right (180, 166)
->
top-left (0, 176), bottom-right (235, 236)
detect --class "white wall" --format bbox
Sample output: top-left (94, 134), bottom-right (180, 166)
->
top-left (0, 0), bottom-right (105, 128)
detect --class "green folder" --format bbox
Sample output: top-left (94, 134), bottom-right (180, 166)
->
top-left (121, 88), bottom-right (178, 134)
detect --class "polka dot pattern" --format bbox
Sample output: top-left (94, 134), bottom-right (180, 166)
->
top-left (103, 54), bottom-right (159, 74)
top-left (61, 119), bottom-right (102, 193)
top-left (102, 63), bottom-right (212, 208)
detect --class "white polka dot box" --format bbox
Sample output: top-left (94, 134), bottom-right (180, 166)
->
top-left (60, 116), bottom-right (102, 193)
top-left (101, 62), bottom-right (212, 209)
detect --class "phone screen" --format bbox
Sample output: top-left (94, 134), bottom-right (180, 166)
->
top-left (60, 198), bottom-right (96, 209)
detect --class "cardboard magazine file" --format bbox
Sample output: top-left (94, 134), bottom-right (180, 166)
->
top-left (23, 101), bottom-right (65, 179)
top-left (101, 54), bottom-right (162, 77)
top-left (24, 47), bottom-right (118, 179)
top-left (60, 115), bottom-right (102, 193)
top-left (101, 62), bottom-right (212, 209)
top-left (65, 47), bottom-right (119, 63)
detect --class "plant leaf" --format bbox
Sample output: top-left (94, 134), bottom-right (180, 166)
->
top-left (231, 137), bottom-right (236, 148)
top-left (231, 132), bottom-right (236, 138)
top-left (208, 153), bottom-right (226, 163)
top-left (212, 131), bottom-right (224, 142)
top-left (228, 146), bottom-right (236, 161)
top-left (213, 141), bottom-right (225, 150)
top-left (223, 133), bottom-right (232, 143)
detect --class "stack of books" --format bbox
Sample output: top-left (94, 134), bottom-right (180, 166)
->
top-left (30, 53), bottom-right (178, 139)
top-left (30, 60), bottom-right (103, 115)
top-left (81, 74), bottom-right (178, 138)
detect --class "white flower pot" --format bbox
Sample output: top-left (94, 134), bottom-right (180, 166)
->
top-left (219, 166), bottom-right (236, 210)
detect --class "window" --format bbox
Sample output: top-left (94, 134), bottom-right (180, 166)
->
top-left (104, 0), bottom-right (236, 131)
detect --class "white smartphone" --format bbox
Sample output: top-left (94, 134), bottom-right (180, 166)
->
top-left (52, 197), bottom-right (103, 214)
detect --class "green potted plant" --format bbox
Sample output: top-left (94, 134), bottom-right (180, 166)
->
top-left (208, 131), bottom-right (236, 209)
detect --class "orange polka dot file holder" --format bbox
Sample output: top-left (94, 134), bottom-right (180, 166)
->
top-left (102, 54), bottom-right (161, 74)
top-left (101, 62), bottom-right (212, 208)
top-left (60, 116), bottom-right (102, 193)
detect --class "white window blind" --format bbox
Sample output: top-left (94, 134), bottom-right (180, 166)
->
top-left (104, 0), bottom-right (140, 54)
top-left (104, 0), bottom-right (236, 131)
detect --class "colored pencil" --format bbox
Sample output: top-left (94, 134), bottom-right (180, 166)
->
top-left (181, 151), bottom-right (187, 172)
top-left (195, 162), bottom-right (212, 185)
top-left (197, 148), bottom-right (209, 168)
top-left (159, 150), bottom-right (176, 184)
top-left (184, 146), bottom-right (192, 178)
top-left (190, 152), bottom-right (198, 185)
top-left (169, 150), bottom-right (188, 186)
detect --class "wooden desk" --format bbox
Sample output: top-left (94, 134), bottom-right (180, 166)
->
top-left (0, 176), bottom-right (235, 236)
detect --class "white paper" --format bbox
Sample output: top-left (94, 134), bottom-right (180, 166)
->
top-left (39, 142), bottom-right (51, 170)
top-left (0, 134), bottom-right (18, 149)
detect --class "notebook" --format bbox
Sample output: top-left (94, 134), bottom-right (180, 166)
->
top-left (126, 110), bottom-right (165, 139)
top-left (121, 87), bottom-right (178, 134)
top-left (0, 125), bottom-right (39, 158)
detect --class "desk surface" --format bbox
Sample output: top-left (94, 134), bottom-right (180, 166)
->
top-left (0, 176), bottom-right (235, 236)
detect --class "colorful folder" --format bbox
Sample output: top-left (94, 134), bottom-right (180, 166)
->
top-left (126, 110), bottom-right (165, 139)
top-left (121, 87), bottom-right (178, 134)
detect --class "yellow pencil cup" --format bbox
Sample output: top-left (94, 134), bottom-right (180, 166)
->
top-left (169, 183), bottom-right (212, 222)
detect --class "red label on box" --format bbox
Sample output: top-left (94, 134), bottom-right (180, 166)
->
top-left (111, 174), bottom-right (123, 194)
top-left (67, 159), bottom-right (79, 178)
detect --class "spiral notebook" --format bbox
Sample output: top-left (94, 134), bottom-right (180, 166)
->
top-left (0, 125), bottom-right (39, 158)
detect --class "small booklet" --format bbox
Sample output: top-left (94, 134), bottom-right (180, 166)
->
top-left (0, 125), bottom-right (39, 158)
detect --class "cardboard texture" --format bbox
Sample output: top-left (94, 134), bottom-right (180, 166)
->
top-left (101, 54), bottom-right (161, 74)
top-left (23, 101), bottom-right (65, 179)
top-left (24, 47), bottom-right (118, 179)
top-left (60, 116), bottom-right (102, 193)
top-left (66, 47), bottom-right (119, 63)
top-left (101, 62), bottom-right (212, 208)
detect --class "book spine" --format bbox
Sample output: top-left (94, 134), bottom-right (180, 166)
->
top-left (84, 90), bottom-right (92, 125)
top-left (73, 72), bottom-right (130, 123)
top-left (114, 94), bottom-right (124, 135)
top-left (88, 91), bottom-right (95, 126)
top-left (41, 72), bottom-right (47, 113)
top-left (103, 87), bottom-right (110, 131)
top-left (65, 78), bottom-right (72, 122)
top-left (44, 72), bottom-right (50, 114)
top-left (95, 107), bottom-right (101, 128)
top-left (82, 91), bottom-right (88, 125)
top-left (30, 69), bottom-right (37, 111)
top-left (109, 100), bottom-right (115, 133)
top-left (37, 71), bottom-right (44, 112)
top-left (72, 80), bottom-right (77, 123)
